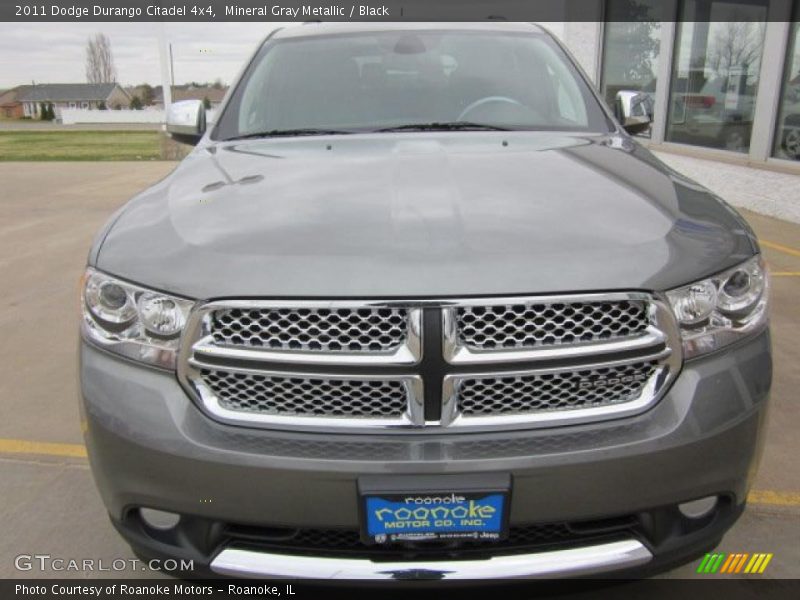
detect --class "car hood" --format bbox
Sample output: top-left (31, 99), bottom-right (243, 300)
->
top-left (96, 132), bottom-right (756, 299)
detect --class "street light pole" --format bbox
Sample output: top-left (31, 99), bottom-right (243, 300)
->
top-left (169, 43), bottom-right (175, 88)
top-left (157, 23), bottom-right (172, 116)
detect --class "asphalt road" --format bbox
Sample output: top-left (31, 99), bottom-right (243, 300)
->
top-left (0, 160), bottom-right (798, 580)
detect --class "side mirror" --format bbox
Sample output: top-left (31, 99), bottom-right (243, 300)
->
top-left (615, 90), bottom-right (652, 136)
top-left (166, 100), bottom-right (206, 145)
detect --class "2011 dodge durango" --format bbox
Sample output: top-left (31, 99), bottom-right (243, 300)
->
top-left (79, 22), bottom-right (772, 579)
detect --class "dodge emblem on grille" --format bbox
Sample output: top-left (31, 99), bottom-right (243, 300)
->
top-left (575, 371), bottom-right (650, 391)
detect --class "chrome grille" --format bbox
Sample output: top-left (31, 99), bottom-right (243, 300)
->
top-left (456, 300), bottom-right (649, 351)
top-left (455, 361), bottom-right (658, 417)
top-left (211, 307), bottom-right (409, 353)
top-left (200, 369), bottom-right (409, 418)
top-left (179, 294), bottom-right (680, 433)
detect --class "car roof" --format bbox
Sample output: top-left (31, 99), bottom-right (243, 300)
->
top-left (272, 21), bottom-right (547, 40)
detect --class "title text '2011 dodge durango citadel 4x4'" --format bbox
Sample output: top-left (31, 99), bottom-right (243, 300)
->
top-left (79, 22), bottom-right (772, 579)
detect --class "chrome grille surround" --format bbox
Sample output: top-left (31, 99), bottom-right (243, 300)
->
top-left (196, 301), bottom-right (422, 366)
top-left (178, 294), bottom-right (681, 434)
top-left (442, 293), bottom-right (671, 365)
top-left (441, 357), bottom-right (668, 429)
top-left (456, 361), bottom-right (659, 416)
top-left (188, 363), bottom-right (424, 428)
top-left (201, 368), bottom-right (411, 418)
top-left (179, 300), bottom-right (425, 431)
top-left (212, 306), bottom-right (410, 354)
top-left (455, 300), bottom-right (649, 351)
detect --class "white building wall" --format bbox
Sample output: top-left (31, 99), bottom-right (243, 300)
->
top-left (59, 107), bottom-right (217, 125)
top-left (562, 23), bottom-right (603, 84)
top-left (60, 108), bottom-right (165, 125)
top-left (537, 22), bottom-right (603, 84)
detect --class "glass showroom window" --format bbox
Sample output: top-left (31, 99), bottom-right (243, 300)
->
top-left (773, 18), bottom-right (800, 161)
top-left (666, 0), bottom-right (767, 153)
top-left (600, 0), bottom-right (662, 137)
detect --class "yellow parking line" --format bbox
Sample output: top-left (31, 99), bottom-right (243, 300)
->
top-left (748, 489), bottom-right (800, 507)
top-left (0, 438), bottom-right (87, 458)
top-left (761, 240), bottom-right (800, 258)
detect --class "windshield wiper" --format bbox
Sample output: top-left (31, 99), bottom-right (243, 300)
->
top-left (375, 121), bottom-right (510, 132)
top-left (224, 128), bottom-right (354, 141)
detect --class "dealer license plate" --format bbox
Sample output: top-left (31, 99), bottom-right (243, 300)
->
top-left (362, 491), bottom-right (509, 544)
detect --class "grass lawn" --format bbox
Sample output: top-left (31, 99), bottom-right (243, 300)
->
top-left (0, 130), bottom-right (163, 161)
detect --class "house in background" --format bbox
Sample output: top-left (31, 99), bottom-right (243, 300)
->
top-left (1, 83), bottom-right (131, 120)
top-left (0, 87), bottom-right (25, 119)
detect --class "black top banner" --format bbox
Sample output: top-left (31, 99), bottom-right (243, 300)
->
top-left (0, 0), bottom-right (788, 23)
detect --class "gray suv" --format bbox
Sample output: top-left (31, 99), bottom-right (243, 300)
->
top-left (79, 23), bottom-right (771, 580)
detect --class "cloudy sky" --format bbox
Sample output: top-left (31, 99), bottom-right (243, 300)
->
top-left (0, 22), bottom-right (288, 88)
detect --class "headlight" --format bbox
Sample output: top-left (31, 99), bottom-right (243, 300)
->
top-left (81, 268), bottom-right (194, 369)
top-left (666, 256), bottom-right (769, 358)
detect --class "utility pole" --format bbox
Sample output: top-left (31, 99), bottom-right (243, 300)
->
top-left (157, 23), bottom-right (172, 116)
top-left (169, 43), bottom-right (175, 88)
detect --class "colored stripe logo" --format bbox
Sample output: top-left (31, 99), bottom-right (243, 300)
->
top-left (697, 552), bottom-right (773, 574)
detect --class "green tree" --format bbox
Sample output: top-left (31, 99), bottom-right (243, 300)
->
top-left (39, 103), bottom-right (47, 120)
top-left (97, 100), bottom-right (107, 110)
top-left (139, 83), bottom-right (155, 106)
top-left (602, 1), bottom-right (661, 104)
top-left (202, 96), bottom-right (212, 110)
top-left (129, 95), bottom-right (143, 110)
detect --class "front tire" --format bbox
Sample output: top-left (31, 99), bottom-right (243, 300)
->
top-left (782, 127), bottom-right (800, 159)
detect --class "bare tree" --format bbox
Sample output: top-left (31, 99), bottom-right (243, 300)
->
top-left (85, 33), bottom-right (117, 84)
top-left (708, 21), bottom-right (765, 80)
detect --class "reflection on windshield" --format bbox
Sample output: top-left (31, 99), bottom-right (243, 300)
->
top-left (214, 30), bottom-right (612, 140)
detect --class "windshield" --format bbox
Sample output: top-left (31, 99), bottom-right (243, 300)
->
top-left (214, 29), bottom-right (612, 140)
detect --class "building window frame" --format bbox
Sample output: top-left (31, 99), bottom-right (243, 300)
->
top-left (750, 0), bottom-right (794, 162)
top-left (600, 0), bottom-right (800, 171)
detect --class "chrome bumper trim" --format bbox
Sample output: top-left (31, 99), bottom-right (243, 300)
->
top-left (210, 539), bottom-right (652, 580)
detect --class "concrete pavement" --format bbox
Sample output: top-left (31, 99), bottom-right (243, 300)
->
top-left (0, 160), bottom-right (798, 579)
top-left (654, 150), bottom-right (800, 224)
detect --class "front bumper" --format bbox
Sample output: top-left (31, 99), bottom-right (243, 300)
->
top-left (211, 540), bottom-right (652, 579)
top-left (80, 329), bottom-right (771, 579)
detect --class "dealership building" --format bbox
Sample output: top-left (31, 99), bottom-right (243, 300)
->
top-left (546, 0), bottom-right (800, 169)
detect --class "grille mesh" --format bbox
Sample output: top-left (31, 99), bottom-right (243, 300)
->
top-left (187, 296), bottom-right (669, 430)
top-left (200, 369), bottom-right (408, 418)
top-left (286, 522), bottom-right (577, 549)
top-left (456, 361), bottom-right (657, 416)
top-left (211, 307), bottom-right (409, 353)
top-left (456, 300), bottom-right (649, 350)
